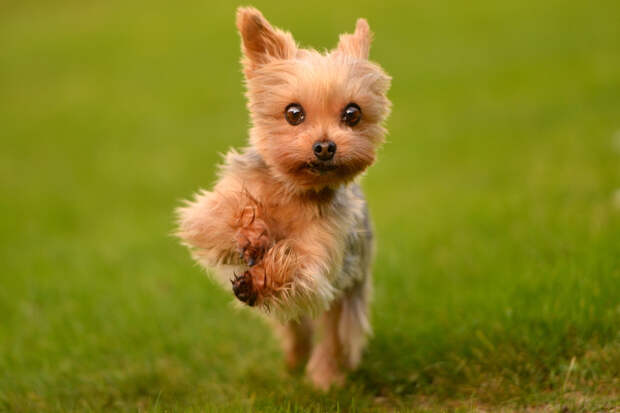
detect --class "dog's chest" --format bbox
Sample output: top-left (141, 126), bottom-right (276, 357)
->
top-left (259, 196), bottom-right (341, 241)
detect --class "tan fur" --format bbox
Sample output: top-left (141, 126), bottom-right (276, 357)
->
top-left (176, 7), bottom-right (390, 389)
top-left (272, 317), bottom-right (313, 371)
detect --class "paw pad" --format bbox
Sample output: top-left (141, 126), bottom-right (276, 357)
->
top-left (231, 271), bottom-right (257, 306)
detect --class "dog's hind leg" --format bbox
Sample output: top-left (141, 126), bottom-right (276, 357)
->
top-left (338, 275), bottom-right (372, 370)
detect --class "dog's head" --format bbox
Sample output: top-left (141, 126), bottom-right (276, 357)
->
top-left (237, 7), bottom-right (391, 190)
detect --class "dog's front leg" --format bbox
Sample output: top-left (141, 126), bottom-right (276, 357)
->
top-left (233, 226), bottom-right (338, 313)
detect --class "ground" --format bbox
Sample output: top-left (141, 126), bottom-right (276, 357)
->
top-left (0, 0), bottom-right (619, 411)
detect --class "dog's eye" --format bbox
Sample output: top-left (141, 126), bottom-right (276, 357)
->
top-left (285, 103), bottom-right (305, 126)
top-left (342, 103), bottom-right (362, 127)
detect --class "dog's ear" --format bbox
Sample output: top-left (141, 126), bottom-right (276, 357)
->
top-left (236, 7), bottom-right (297, 76)
top-left (336, 18), bottom-right (372, 59)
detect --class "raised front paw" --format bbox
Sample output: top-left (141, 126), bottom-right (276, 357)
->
top-left (231, 264), bottom-right (268, 307)
top-left (235, 214), bottom-right (271, 267)
top-left (231, 271), bottom-right (257, 306)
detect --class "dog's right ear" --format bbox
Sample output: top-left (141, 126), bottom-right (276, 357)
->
top-left (236, 7), bottom-right (297, 77)
top-left (336, 18), bottom-right (372, 59)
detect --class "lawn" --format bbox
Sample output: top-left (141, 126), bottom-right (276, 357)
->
top-left (1, 0), bottom-right (619, 411)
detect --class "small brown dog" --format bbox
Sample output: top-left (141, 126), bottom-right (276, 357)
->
top-left (177, 7), bottom-right (391, 389)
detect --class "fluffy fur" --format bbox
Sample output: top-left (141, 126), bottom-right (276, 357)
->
top-left (176, 7), bottom-right (391, 389)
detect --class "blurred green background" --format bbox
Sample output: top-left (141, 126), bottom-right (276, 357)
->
top-left (1, 0), bottom-right (619, 411)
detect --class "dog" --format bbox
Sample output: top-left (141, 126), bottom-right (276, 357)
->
top-left (176, 7), bottom-right (391, 389)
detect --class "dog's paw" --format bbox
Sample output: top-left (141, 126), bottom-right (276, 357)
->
top-left (231, 271), bottom-right (257, 306)
top-left (231, 264), bottom-right (268, 307)
top-left (235, 216), bottom-right (271, 267)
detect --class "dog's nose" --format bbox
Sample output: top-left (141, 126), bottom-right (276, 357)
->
top-left (312, 140), bottom-right (337, 161)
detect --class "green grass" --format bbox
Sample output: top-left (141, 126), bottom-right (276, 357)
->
top-left (1, 0), bottom-right (619, 411)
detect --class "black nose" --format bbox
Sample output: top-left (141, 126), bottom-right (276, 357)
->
top-left (312, 140), bottom-right (337, 161)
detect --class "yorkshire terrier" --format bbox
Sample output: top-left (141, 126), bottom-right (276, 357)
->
top-left (177, 7), bottom-right (391, 389)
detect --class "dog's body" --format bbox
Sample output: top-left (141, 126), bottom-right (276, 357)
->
top-left (177, 7), bottom-right (390, 389)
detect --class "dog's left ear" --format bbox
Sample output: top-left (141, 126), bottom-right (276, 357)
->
top-left (336, 18), bottom-right (372, 59)
top-left (236, 7), bottom-right (297, 76)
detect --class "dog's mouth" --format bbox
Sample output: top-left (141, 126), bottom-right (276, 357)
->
top-left (288, 159), bottom-right (366, 187)
top-left (303, 161), bottom-right (339, 175)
